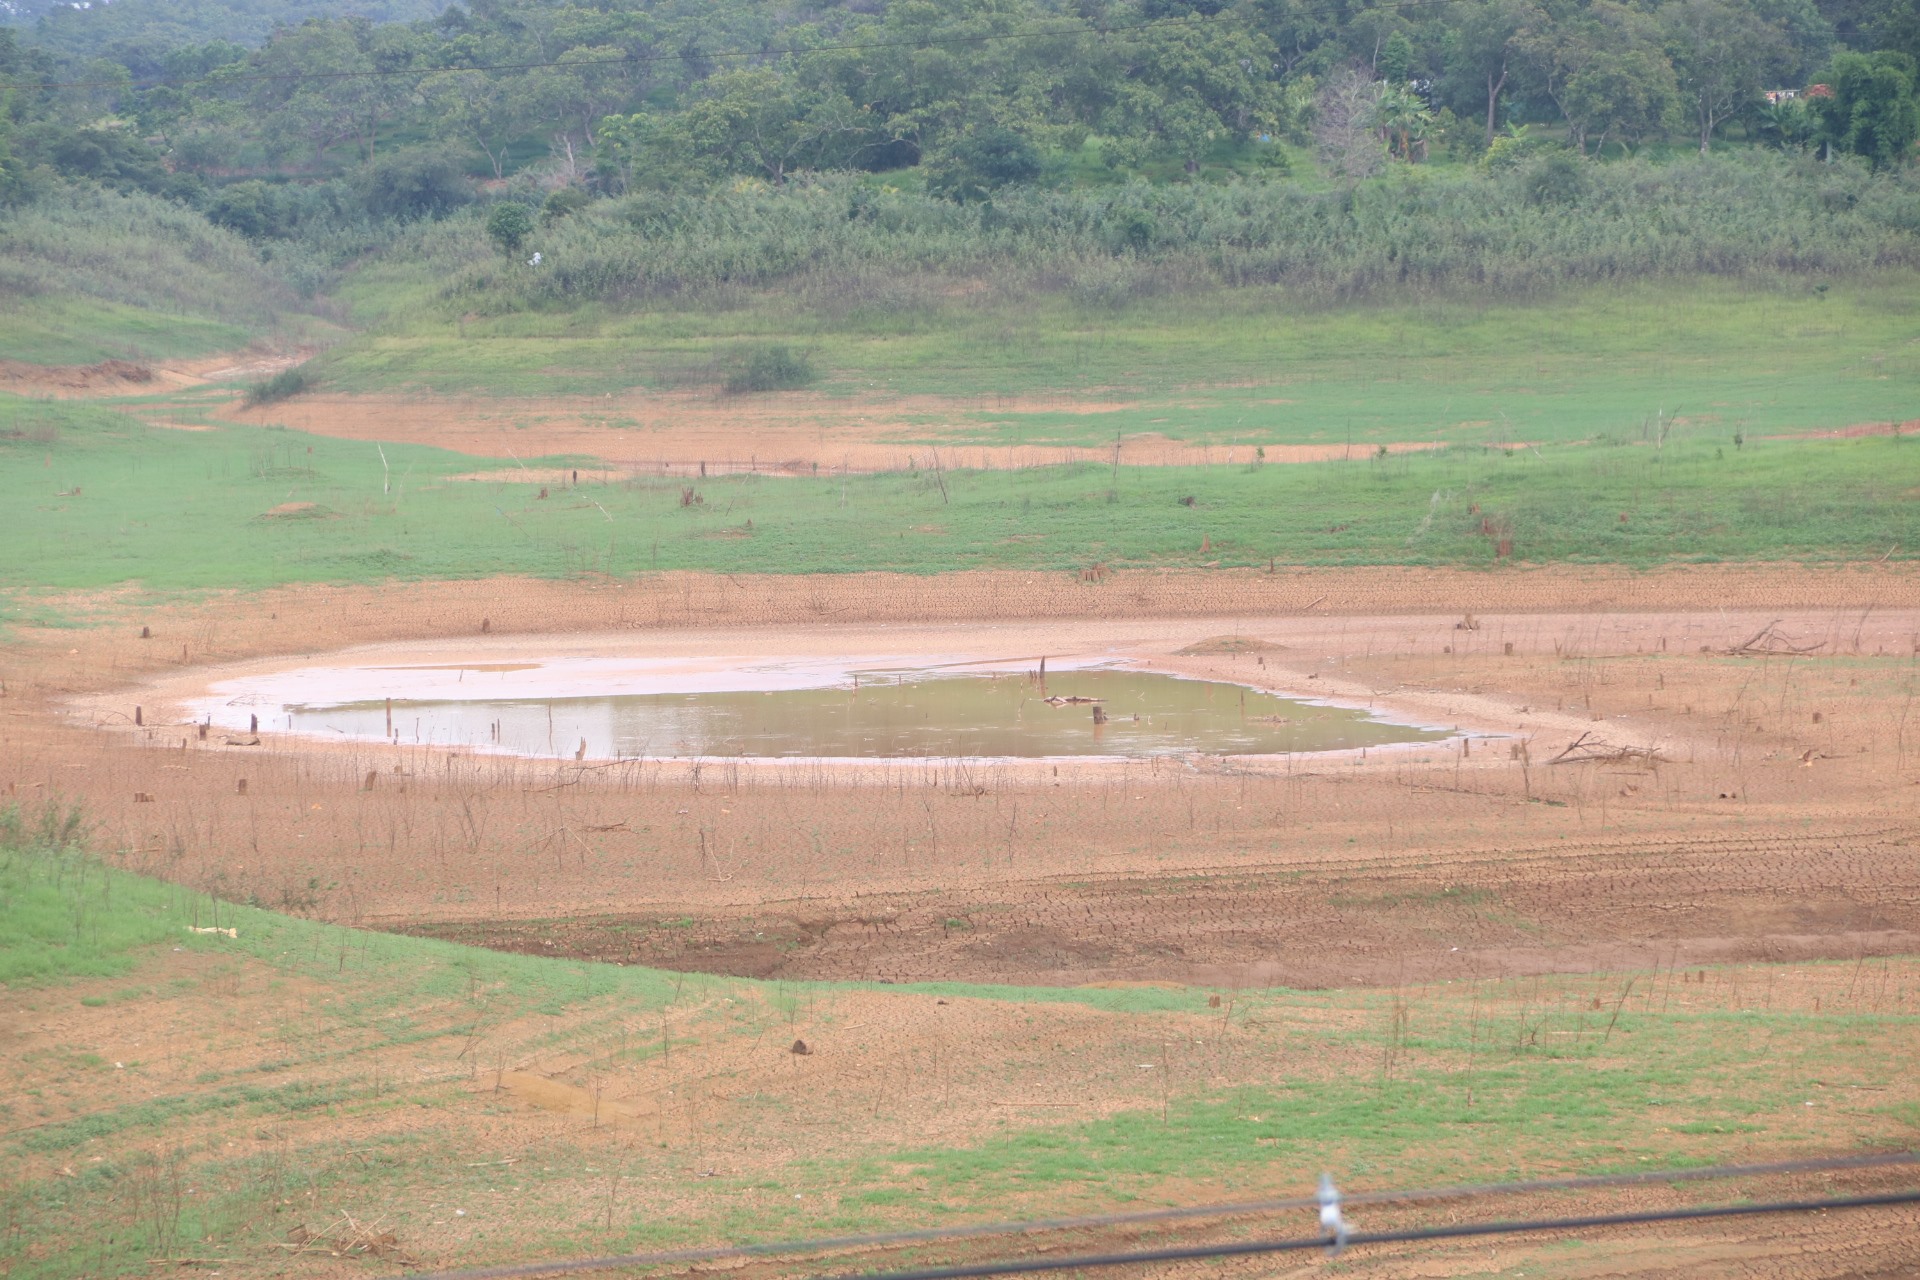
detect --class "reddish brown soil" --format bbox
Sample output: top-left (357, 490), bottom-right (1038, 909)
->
top-left (0, 350), bottom-right (303, 397)
top-left (1763, 419), bottom-right (1919, 441)
top-left (219, 390), bottom-right (1456, 472)
top-left (404, 833), bottom-right (1920, 988)
top-left (0, 357), bottom-right (154, 393)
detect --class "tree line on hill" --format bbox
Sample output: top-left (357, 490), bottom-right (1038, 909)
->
top-left (0, 0), bottom-right (1917, 304)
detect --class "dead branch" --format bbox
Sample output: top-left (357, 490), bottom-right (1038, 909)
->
top-left (1725, 621), bottom-right (1824, 657)
top-left (1548, 731), bottom-right (1669, 766)
top-left (276, 1212), bottom-right (417, 1265)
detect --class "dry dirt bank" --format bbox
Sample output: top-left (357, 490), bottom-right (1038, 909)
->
top-left (12, 563), bottom-right (1920, 667)
top-left (5, 567), bottom-right (1917, 990)
top-left (0, 350), bottom-right (303, 397)
top-left (219, 389), bottom-right (1456, 472)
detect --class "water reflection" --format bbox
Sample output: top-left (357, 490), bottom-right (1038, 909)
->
top-left (291, 668), bottom-right (1445, 760)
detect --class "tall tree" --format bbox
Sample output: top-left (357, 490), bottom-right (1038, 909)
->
top-left (422, 70), bottom-right (536, 179)
top-left (1523, 1), bottom-right (1681, 153)
top-left (1662, 0), bottom-right (1792, 152)
top-left (250, 19), bottom-right (410, 166)
top-left (668, 64), bottom-right (868, 183)
top-left (1809, 49), bottom-right (1920, 166)
top-left (1443, 0), bottom-right (1537, 146)
top-left (1105, 17), bottom-right (1284, 172)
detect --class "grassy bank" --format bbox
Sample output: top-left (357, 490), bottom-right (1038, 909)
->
top-left (2, 821), bottom-right (1915, 1277)
top-left (0, 187), bottom-right (330, 367)
top-left (1, 397), bottom-right (1914, 594)
top-left (329, 275), bottom-right (1920, 443)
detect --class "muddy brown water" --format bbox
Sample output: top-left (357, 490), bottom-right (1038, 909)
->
top-left (284, 668), bottom-right (1445, 759)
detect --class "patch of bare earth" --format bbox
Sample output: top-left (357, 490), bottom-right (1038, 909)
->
top-left (0, 357), bottom-right (155, 395)
top-left (0, 349), bottom-right (307, 398)
top-left (216, 390), bottom-right (1453, 473)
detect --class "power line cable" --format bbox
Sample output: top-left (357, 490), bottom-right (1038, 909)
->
top-left (403, 1151), bottom-right (1919, 1280)
top-left (3, 0), bottom-right (1460, 93)
top-left (829, 1190), bottom-right (1920, 1280)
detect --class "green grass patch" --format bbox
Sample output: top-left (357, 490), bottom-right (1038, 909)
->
top-left (0, 296), bottom-right (256, 368)
top-left (331, 273), bottom-right (1920, 451)
top-left (2, 397), bottom-right (1915, 591)
top-left (0, 185), bottom-right (331, 367)
top-left (0, 805), bottom-right (165, 984)
top-left (863, 993), bottom-right (1915, 1205)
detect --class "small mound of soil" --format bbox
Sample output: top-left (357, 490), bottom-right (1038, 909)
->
top-left (1176, 635), bottom-right (1285, 655)
top-left (256, 501), bottom-right (337, 520)
top-left (0, 358), bottom-right (154, 390)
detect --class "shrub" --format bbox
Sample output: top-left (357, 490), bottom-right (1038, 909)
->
top-left (722, 343), bottom-right (816, 394)
top-left (924, 127), bottom-right (1044, 203)
top-left (245, 362), bottom-right (316, 405)
top-left (1480, 127), bottom-right (1563, 172)
top-left (1523, 152), bottom-right (1590, 207)
top-left (486, 202), bottom-right (534, 255)
top-left (542, 187), bottom-right (591, 223)
top-left (359, 148), bottom-right (472, 221)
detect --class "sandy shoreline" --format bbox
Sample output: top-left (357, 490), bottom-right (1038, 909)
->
top-left (68, 614), bottom-right (1690, 775)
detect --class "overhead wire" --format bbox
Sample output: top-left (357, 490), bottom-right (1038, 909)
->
top-left (3, 0), bottom-right (1462, 94)
top-left (402, 1150), bottom-right (1920, 1280)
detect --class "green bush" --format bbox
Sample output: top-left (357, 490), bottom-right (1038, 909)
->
top-left (486, 202), bottom-right (534, 255)
top-left (721, 343), bottom-right (816, 394)
top-left (1523, 152), bottom-right (1590, 207)
top-left (358, 148), bottom-right (473, 221)
top-left (1481, 128), bottom-right (1566, 173)
top-left (244, 362), bottom-right (316, 404)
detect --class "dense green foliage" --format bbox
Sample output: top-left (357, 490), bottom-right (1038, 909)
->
top-left (7, 0), bottom-right (1915, 195)
top-left (3, 2), bottom-right (449, 69)
top-left (420, 152), bottom-right (1920, 313)
top-left (3, 0), bottom-right (1919, 229)
top-left (1, 0), bottom-right (1918, 366)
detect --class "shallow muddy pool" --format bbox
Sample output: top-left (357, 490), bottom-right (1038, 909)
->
top-left (223, 660), bottom-right (1445, 760)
